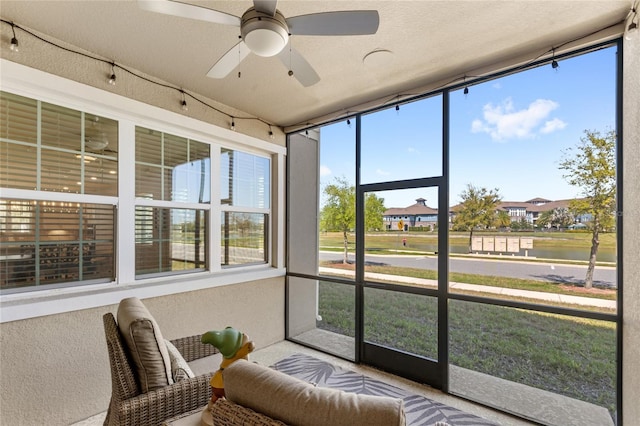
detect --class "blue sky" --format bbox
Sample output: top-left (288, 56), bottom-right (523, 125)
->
top-left (318, 45), bottom-right (617, 209)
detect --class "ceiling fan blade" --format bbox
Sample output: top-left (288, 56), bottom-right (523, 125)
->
top-left (286, 10), bottom-right (379, 36)
top-left (207, 41), bottom-right (252, 79)
top-left (253, 0), bottom-right (278, 17)
top-left (277, 46), bottom-right (320, 87)
top-left (138, 0), bottom-right (241, 27)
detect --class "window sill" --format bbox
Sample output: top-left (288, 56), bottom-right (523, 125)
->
top-left (0, 266), bottom-right (286, 323)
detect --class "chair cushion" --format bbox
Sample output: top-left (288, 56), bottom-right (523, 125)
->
top-left (116, 297), bottom-right (173, 392)
top-left (188, 353), bottom-right (222, 377)
top-left (165, 339), bottom-right (195, 382)
top-left (223, 360), bottom-right (406, 426)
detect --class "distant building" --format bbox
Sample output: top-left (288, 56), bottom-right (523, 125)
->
top-left (383, 198), bottom-right (438, 231)
top-left (384, 197), bottom-right (590, 230)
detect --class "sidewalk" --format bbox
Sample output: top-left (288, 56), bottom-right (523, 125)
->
top-left (318, 267), bottom-right (616, 309)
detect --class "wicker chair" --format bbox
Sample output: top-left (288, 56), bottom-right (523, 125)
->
top-left (102, 312), bottom-right (219, 426)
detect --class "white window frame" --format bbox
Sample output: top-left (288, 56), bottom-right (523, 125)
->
top-left (0, 59), bottom-right (286, 323)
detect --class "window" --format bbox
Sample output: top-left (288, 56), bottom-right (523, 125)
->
top-left (220, 149), bottom-right (270, 266)
top-left (1, 92), bottom-right (117, 293)
top-left (1, 63), bottom-right (283, 322)
top-left (135, 127), bottom-right (210, 277)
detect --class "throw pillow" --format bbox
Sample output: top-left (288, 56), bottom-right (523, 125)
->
top-left (116, 297), bottom-right (174, 392)
top-left (224, 360), bottom-right (406, 426)
top-left (165, 339), bottom-right (195, 382)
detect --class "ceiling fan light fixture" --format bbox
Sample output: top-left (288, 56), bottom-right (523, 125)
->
top-left (241, 8), bottom-right (289, 57)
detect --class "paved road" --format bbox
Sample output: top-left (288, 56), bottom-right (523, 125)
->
top-left (319, 252), bottom-right (617, 289)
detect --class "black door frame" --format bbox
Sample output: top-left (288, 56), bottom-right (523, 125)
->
top-left (354, 92), bottom-right (450, 389)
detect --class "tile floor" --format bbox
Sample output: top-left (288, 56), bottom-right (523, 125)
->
top-left (74, 340), bottom-right (538, 426)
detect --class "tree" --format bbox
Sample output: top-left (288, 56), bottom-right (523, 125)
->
top-left (452, 184), bottom-right (502, 251)
top-left (320, 177), bottom-right (355, 264)
top-left (559, 129), bottom-right (616, 289)
top-left (493, 210), bottom-right (511, 229)
top-left (536, 210), bottom-right (553, 229)
top-left (551, 207), bottom-right (575, 230)
top-left (364, 193), bottom-right (386, 232)
top-left (538, 207), bottom-right (575, 230)
top-left (319, 177), bottom-right (386, 264)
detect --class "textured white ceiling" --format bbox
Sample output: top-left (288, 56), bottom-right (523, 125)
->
top-left (0, 1), bottom-right (631, 128)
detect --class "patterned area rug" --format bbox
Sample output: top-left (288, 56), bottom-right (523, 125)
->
top-left (272, 353), bottom-right (498, 426)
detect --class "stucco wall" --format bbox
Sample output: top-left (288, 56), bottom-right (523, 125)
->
top-left (0, 22), bottom-right (285, 146)
top-left (622, 34), bottom-right (640, 425)
top-left (0, 278), bottom-right (284, 425)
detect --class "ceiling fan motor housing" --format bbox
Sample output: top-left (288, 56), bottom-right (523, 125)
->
top-left (241, 8), bottom-right (289, 57)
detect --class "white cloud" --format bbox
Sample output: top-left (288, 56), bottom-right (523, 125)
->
top-left (407, 147), bottom-right (419, 153)
top-left (376, 169), bottom-right (391, 176)
top-left (319, 165), bottom-right (332, 176)
top-left (471, 97), bottom-right (564, 141)
top-left (492, 82), bottom-right (502, 89)
top-left (540, 117), bottom-right (567, 134)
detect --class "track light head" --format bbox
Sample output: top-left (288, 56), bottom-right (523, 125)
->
top-left (231, 119), bottom-right (236, 131)
top-left (463, 86), bottom-right (469, 95)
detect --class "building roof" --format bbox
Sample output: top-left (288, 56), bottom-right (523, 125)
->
top-left (384, 198), bottom-right (438, 216)
top-left (390, 197), bottom-right (578, 216)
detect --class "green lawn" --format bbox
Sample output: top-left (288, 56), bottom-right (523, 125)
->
top-left (320, 230), bottom-right (617, 256)
top-left (317, 281), bottom-right (617, 415)
top-left (315, 230), bottom-right (617, 417)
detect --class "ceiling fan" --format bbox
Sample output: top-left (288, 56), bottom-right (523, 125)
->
top-left (138, 0), bottom-right (379, 86)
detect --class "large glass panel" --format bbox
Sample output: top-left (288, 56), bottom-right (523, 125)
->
top-left (221, 212), bottom-right (267, 266)
top-left (364, 287), bottom-right (438, 360)
top-left (0, 92), bottom-right (38, 144)
top-left (288, 276), bottom-right (355, 361)
top-left (316, 122), bottom-right (356, 278)
top-left (449, 47), bottom-right (617, 313)
top-left (1, 92), bottom-right (119, 195)
top-left (135, 127), bottom-right (210, 202)
top-left (220, 149), bottom-right (270, 268)
top-left (361, 95), bottom-right (442, 184)
top-left (363, 187), bottom-right (439, 287)
top-left (448, 46), bottom-right (618, 425)
top-left (0, 92), bottom-right (38, 190)
top-left (135, 207), bottom-right (207, 276)
top-left (41, 148), bottom-right (81, 192)
top-left (449, 300), bottom-right (616, 425)
top-left (1, 199), bottom-right (115, 292)
top-left (85, 157), bottom-right (118, 196)
top-left (0, 141), bottom-right (37, 190)
top-left (220, 149), bottom-right (270, 208)
top-left (41, 102), bottom-right (81, 151)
